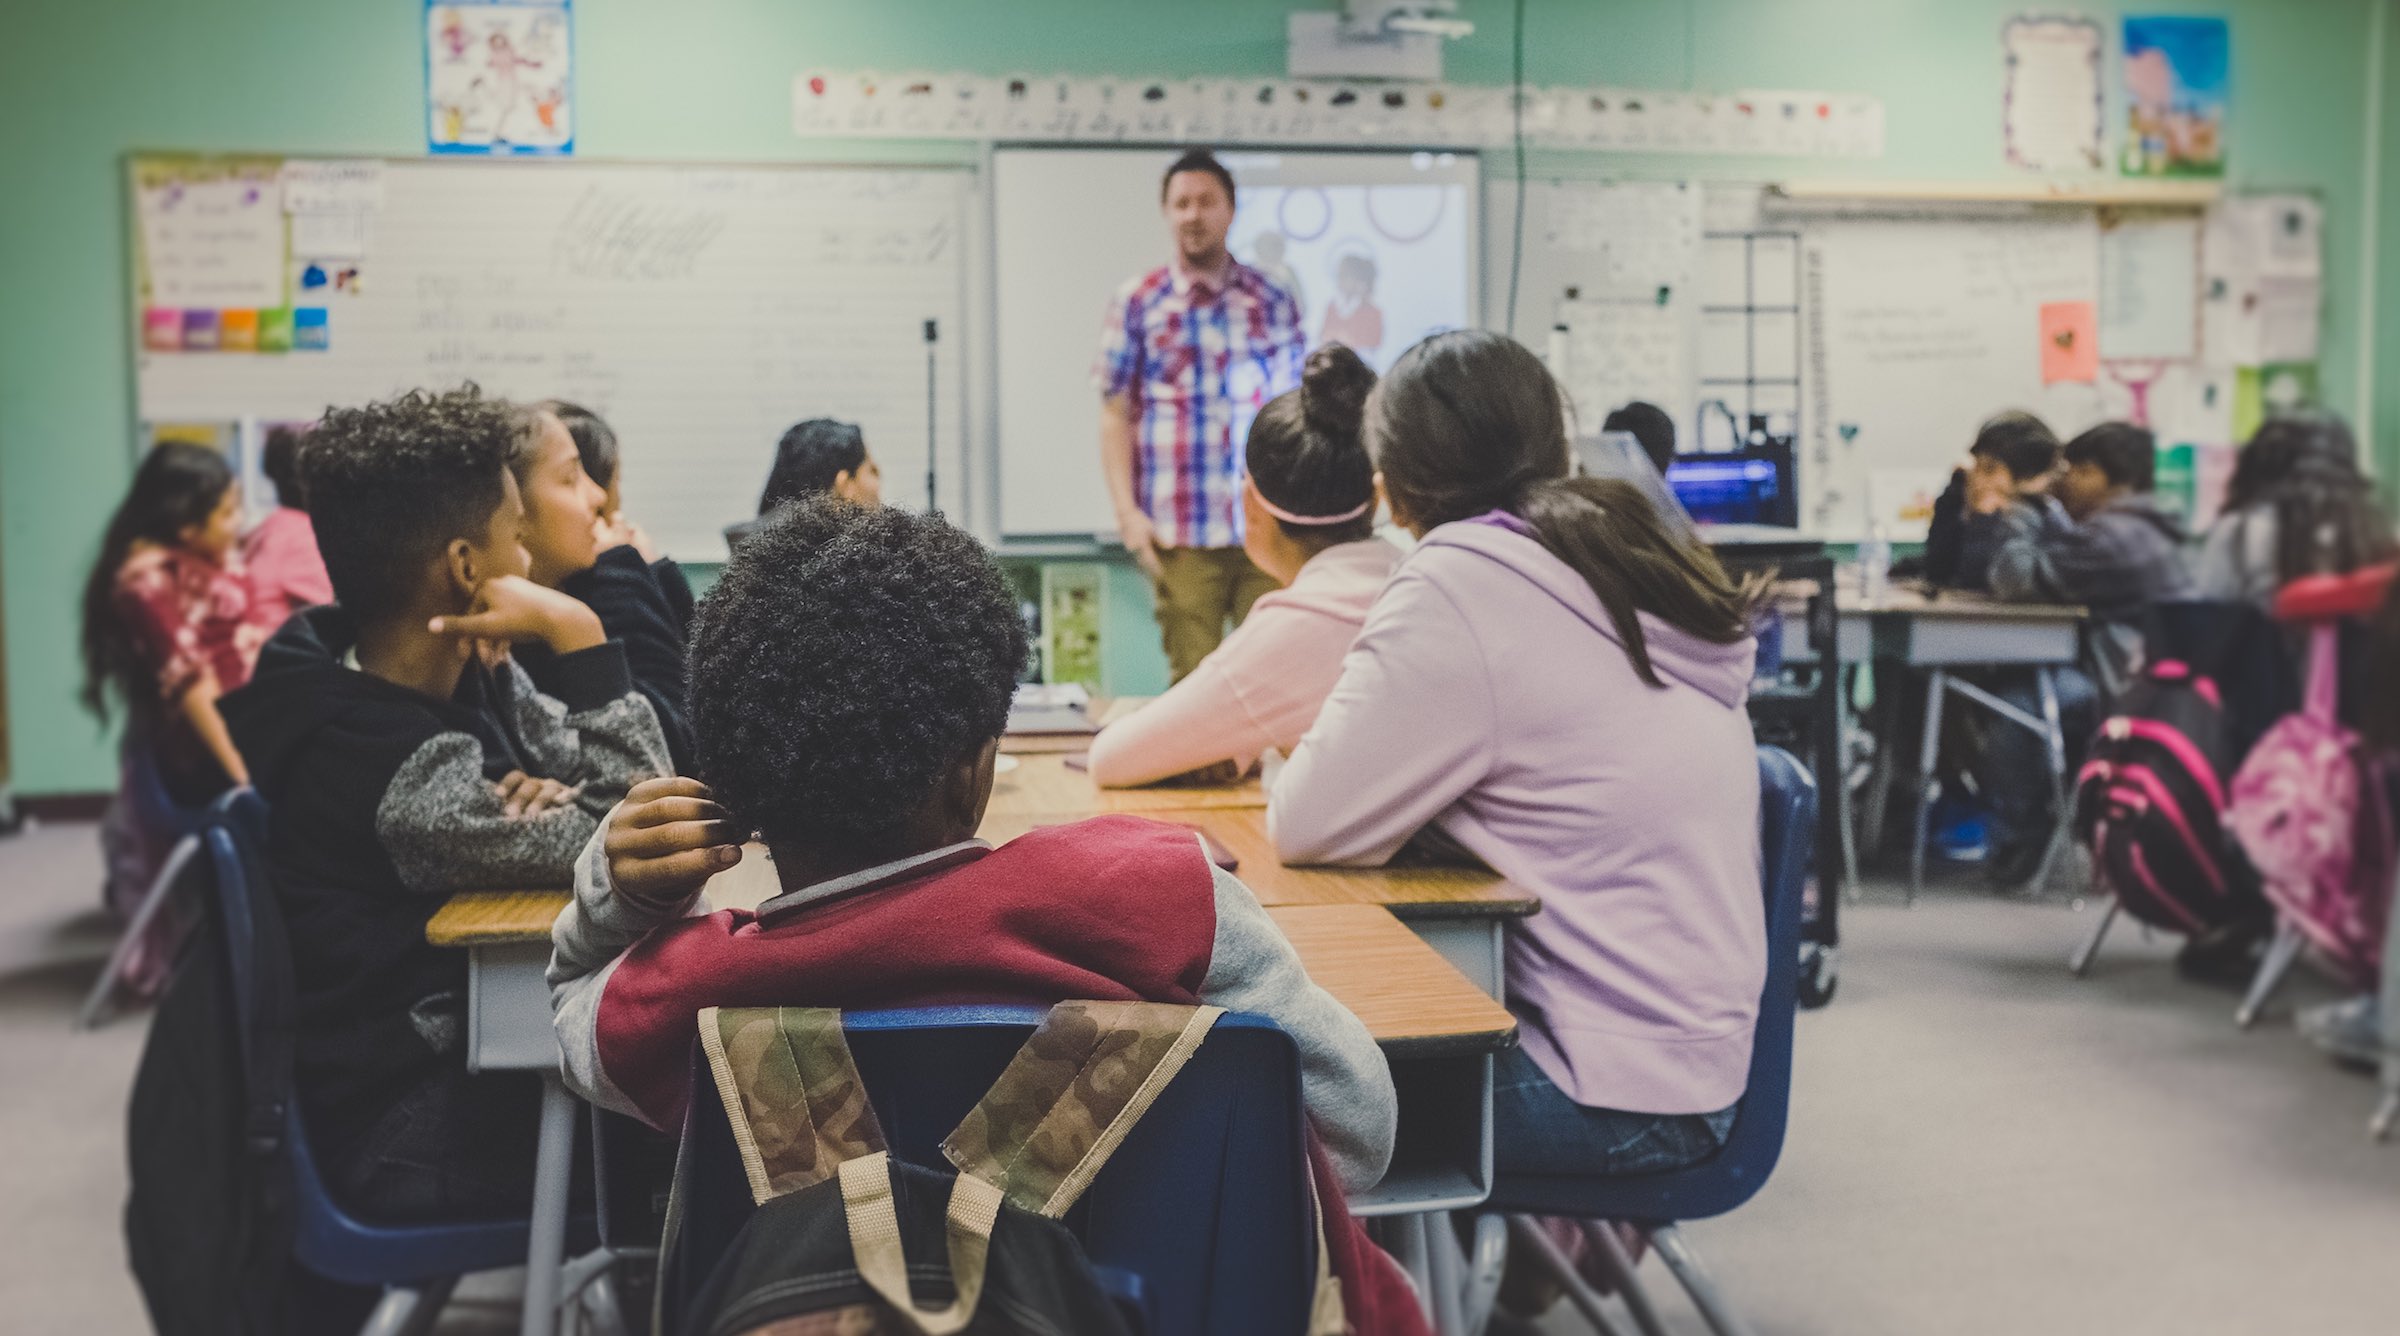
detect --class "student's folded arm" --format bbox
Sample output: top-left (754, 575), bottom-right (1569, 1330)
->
top-left (374, 732), bottom-right (603, 896)
top-left (548, 811), bottom-right (691, 1118)
top-left (1987, 502), bottom-right (2062, 604)
top-left (1268, 571), bottom-right (1494, 866)
top-left (1198, 859), bottom-right (1396, 1192)
top-left (497, 650), bottom-right (672, 809)
top-left (1086, 655), bottom-right (1270, 788)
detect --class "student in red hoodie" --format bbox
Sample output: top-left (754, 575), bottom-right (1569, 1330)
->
top-left (546, 497), bottom-right (1425, 1331)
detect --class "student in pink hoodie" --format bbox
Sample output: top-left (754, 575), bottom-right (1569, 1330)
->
top-left (1088, 343), bottom-right (1400, 788)
top-left (1271, 329), bottom-right (1766, 1179)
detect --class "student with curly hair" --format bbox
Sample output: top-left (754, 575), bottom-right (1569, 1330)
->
top-left (220, 385), bottom-right (670, 1232)
top-left (547, 497), bottom-right (1425, 1329)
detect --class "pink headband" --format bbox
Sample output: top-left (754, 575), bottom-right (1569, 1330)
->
top-left (1253, 489), bottom-right (1375, 526)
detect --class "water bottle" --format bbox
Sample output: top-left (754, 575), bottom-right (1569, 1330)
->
top-left (1859, 521), bottom-right (1892, 604)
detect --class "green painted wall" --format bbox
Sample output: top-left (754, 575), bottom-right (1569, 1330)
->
top-left (2, 0), bottom-right (2390, 792)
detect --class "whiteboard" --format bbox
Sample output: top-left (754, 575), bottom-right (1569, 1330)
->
top-left (134, 158), bottom-right (970, 562)
top-left (993, 147), bottom-right (1480, 538)
top-left (1801, 214), bottom-right (2103, 538)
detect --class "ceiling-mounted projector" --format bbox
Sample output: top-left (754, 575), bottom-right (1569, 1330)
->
top-left (1288, 1), bottom-right (1474, 82)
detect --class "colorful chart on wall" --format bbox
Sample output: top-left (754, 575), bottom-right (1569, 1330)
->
top-left (426, 0), bottom-right (574, 155)
top-left (2120, 16), bottom-right (2227, 178)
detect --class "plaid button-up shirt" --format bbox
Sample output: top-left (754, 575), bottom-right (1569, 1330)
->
top-left (1094, 257), bottom-right (1305, 550)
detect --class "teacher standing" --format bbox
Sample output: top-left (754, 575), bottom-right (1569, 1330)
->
top-left (1095, 150), bottom-right (1306, 681)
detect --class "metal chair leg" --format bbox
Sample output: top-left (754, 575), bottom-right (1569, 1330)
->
top-left (2372, 1087), bottom-right (2399, 1143)
top-left (1460, 1214), bottom-right (1508, 1336)
top-left (2236, 921), bottom-right (2307, 1029)
top-left (1648, 1224), bottom-right (1757, 1336)
top-left (1909, 670), bottom-right (1948, 905)
top-left (2070, 897), bottom-right (2120, 978)
top-left (1582, 1223), bottom-right (1671, 1336)
top-left (358, 1276), bottom-right (457, 1336)
top-left (1835, 665), bottom-right (1862, 900)
top-left (76, 832), bottom-right (201, 1030)
top-left (2022, 667), bottom-right (2076, 897)
top-left (1506, 1216), bottom-right (1630, 1336)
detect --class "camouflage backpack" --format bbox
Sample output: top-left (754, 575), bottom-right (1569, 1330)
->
top-left (666, 1001), bottom-right (1342, 1336)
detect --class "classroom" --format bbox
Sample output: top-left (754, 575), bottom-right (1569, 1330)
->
top-left (4, 1), bottom-right (2399, 1332)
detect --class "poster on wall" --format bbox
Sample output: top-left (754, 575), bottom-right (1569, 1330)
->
top-left (426, 0), bottom-right (574, 155)
top-left (2120, 15), bottom-right (2227, 178)
top-left (2002, 16), bottom-right (2104, 172)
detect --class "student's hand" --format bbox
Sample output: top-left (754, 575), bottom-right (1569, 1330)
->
top-left (605, 777), bottom-right (745, 915)
top-left (1116, 508), bottom-right (1164, 580)
top-left (1966, 467), bottom-right (2019, 516)
top-left (430, 575), bottom-right (606, 655)
top-left (494, 770), bottom-right (581, 818)
top-left (595, 513), bottom-right (662, 563)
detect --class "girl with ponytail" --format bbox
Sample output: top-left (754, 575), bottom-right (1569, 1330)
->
top-left (1088, 343), bottom-right (1402, 787)
top-left (1271, 329), bottom-right (1769, 1183)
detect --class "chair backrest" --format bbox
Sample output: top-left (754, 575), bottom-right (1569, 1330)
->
top-left (669, 1006), bottom-right (1315, 1336)
top-left (1492, 744), bottom-right (1816, 1222)
top-left (202, 787), bottom-right (537, 1285)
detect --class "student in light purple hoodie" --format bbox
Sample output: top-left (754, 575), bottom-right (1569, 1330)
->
top-left (1271, 329), bottom-right (1766, 1177)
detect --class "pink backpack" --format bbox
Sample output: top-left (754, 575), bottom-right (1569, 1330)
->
top-left (2226, 624), bottom-right (2396, 988)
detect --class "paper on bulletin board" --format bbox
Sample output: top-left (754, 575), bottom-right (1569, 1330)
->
top-left (281, 160), bottom-right (385, 215)
top-left (2040, 300), bottom-right (2099, 384)
top-left (2004, 16), bottom-right (2105, 172)
top-left (2120, 15), bottom-right (2228, 178)
top-left (137, 170), bottom-right (286, 311)
top-left (426, 0), bottom-right (573, 155)
top-left (2098, 215), bottom-right (2199, 359)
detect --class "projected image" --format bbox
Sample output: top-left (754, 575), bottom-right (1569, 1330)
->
top-left (1226, 155), bottom-right (1474, 374)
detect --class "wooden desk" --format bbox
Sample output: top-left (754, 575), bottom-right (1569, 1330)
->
top-left (977, 805), bottom-right (1536, 997)
top-left (985, 751), bottom-right (1264, 819)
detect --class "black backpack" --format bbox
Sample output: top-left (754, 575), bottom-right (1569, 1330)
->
top-left (2071, 659), bottom-right (2260, 933)
top-left (125, 803), bottom-right (297, 1335)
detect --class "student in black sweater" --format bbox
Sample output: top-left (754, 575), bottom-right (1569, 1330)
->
top-left (508, 403), bottom-right (698, 771)
top-left (220, 385), bottom-right (670, 1226)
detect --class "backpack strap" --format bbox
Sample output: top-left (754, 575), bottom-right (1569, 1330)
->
top-left (942, 1000), bottom-right (1224, 1217)
top-left (838, 1150), bottom-right (1005, 1335)
top-left (698, 1005), bottom-right (888, 1205)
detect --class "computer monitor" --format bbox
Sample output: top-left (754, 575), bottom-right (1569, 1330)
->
top-left (1665, 444), bottom-right (1797, 528)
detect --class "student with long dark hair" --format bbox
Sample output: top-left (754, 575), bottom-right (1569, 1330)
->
top-left (81, 442), bottom-right (271, 797)
top-left (723, 418), bottom-right (882, 551)
top-left (1271, 330), bottom-right (1767, 1186)
top-left (2194, 414), bottom-right (2395, 603)
top-left (1088, 344), bottom-right (1399, 787)
top-left (82, 442), bottom-right (281, 980)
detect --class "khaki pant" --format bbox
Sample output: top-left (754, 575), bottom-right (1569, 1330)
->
top-left (1152, 546), bottom-right (1279, 682)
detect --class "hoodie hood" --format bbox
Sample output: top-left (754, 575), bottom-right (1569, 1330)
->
top-left (2098, 492), bottom-right (2189, 544)
top-left (219, 604), bottom-right (501, 793)
top-left (1416, 513), bottom-right (1755, 710)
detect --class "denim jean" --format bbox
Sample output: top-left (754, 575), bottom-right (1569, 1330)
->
top-left (1973, 665), bottom-right (2099, 853)
top-left (1493, 1046), bottom-right (1737, 1178)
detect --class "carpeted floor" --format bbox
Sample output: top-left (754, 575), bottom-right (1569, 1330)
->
top-left (4, 818), bottom-right (2392, 1335)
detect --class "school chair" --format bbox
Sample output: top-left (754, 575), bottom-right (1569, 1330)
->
top-left (1472, 745), bottom-right (1813, 1336)
top-left (662, 1005), bottom-right (1316, 1336)
top-left (203, 788), bottom-right (606, 1336)
top-left (77, 734), bottom-right (215, 1028)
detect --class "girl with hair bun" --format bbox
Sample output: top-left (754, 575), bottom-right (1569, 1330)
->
top-left (1088, 343), bottom-right (1401, 788)
top-left (1272, 329), bottom-right (1769, 1184)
